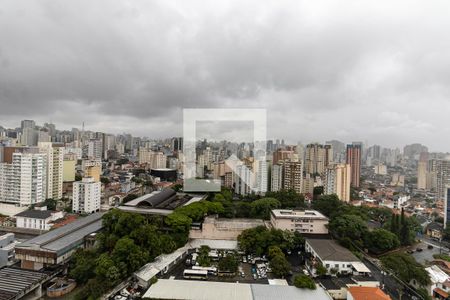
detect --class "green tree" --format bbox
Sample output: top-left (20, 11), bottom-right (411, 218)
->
top-left (218, 253), bottom-right (239, 273)
top-left (100, 176), bottom-right (111, 185)
top-left (95, 253), bottom-right (122, 282)
top-left (270, 254), bottom-right (291, 278)
top-left (69, 249), bottom-right (97, 284)
top-left (268, 246), bottom-right (284, 259)
top-left (249, 197), bottom-right (281, 219)
top-left (265, 189), bottom-right (305, 208)
top-left (315, 263), bottom-right (327, 276)
top-left (112, 237), bottom-right (149, 275)
top-left (364, 229), bottom-right (400, 254)
top-left (381, 253), bottom-right (430, 286)
top-left (329, 214), bottom-right (368, 243)
top-left (312, 194), bottom-right (343, 217)
top-left (197, 245), bottom-right (211, 267)
top-left (165, 212), bottom-right (192, 232)
top-left (293, 274), bottom-right (316, 289)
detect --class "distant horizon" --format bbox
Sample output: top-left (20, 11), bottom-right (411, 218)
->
top-left (2, 119), bottom-right (448, 154)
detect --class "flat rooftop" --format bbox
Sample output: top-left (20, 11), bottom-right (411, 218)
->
top-left (203, 216), bottom-right (265, 229)
top-left (143, 279), bottom-right (333, 300)
top-left (16, 213), bottom-right (104, 256)
top-left (271, 209), bottom-right (328, 220)
top-left (143, 279), bottom-right (253, 300)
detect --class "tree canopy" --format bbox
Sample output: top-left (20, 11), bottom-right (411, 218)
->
top-left (293, 274), bottom-right (316, 290)
top-left (381, 253), bottom-right (430, 286)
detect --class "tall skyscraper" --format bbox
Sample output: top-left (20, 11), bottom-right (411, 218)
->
top-left (445, 186), bottom-right (450, 229)
top-left (304, 143), bottom-right (333, 175)
top-left (270, 160), bottom-right (303, 194)
top-left (434, 160), bottom-right (450, 201)
top-left (272, 149), bottom-right (295, 165)
top-left (324, 163), bottom-right (352, 202)
top-left (346, 142), bottom-right (362, 188)
top-left (38, 142), bottom-right (64, 200)
top-left (417, 152), bottom-right (429, 190)
top-left (20, 120), bottom-right (35, 130)
top-left (139, 148), bottom-right (167, 169)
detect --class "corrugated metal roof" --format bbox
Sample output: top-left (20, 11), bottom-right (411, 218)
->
top-left (16, 212), bottom-right (104, 255)
top-left (0, 267), bottom-right (47, 300)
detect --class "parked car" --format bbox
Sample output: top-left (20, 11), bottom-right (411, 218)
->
top-left (416, 248), bottom-right (423, 252)
top-left (428, 245), bottom-right (434, 249)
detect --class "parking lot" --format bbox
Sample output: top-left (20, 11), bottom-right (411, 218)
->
top-left (408, 242), bottom-right (442, 265)
top-left (162, 253), bottom-right (272, 284)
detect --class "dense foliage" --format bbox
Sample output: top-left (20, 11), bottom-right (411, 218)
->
top-left (218, 253), bottom-right (239, 273)
top-left (313, 194), bottom-right (418, 253)
top-left (211, 188), bottom-right (305, 219)
top-left (238, 226), bottom-right (304, 256)
top-left (293, 274), bottom-right (316, 289)
top-left (380, 253), bottom-right (430, 286)
top-left (70, 205), bottom-right (200, 299)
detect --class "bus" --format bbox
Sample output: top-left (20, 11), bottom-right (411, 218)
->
top-left (192, 266), bottom-right (218, 276)
top-left (183, 269), bottom-right (208, 280)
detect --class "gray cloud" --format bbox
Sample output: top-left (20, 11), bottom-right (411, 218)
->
top-left (1, 0), bottom-right (450, 151)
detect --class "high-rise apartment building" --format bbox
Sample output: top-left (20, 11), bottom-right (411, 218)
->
top-left (83, 139), bottom-right (102, 160)
top-left (0, 147), bottom-right (46, 206)
top-left (81, 159), bottom-right (102, 182)
top-left (72, 177), bottom-right (101, 214)
top-left (304, 143), bottom-right (333, 175)
top-left (38, 142), bottom-right (64, 200)
top-left (417, 152), bottom-right (429, 190)
top-left (324, 164), bottom-right (351, 202)
top-left (271, 164), bottom-right (283, 192)
top-left (445, 186), bottom-right (450, 229)
top-left (138, 148), bottom-right (167, 169)
top-left (271, 160), bottom-right (303, 194)
top-left (346, 143), bottom-right (362, 188)
top-left (273, 149), bottom-right (295, 165)
top-left (234, 164), bottom-right (252, 196)
top-left (434, 160), bottom-right (450, 201)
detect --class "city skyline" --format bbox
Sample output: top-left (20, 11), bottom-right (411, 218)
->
top-left (1, 119), bottom-right (448, 154)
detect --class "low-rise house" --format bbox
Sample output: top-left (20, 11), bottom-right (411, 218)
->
top-left (305, 239), bottom-right (371, 276)
top-left (270, 209), bottom-right (329, 234)
top-left (411, 265), bottom-right (450, 297)
top-left (347, 286), bottom-right (391, 300)
top-left (426, 222), bottom-right (443, 240)
top-left (15, 209), bottom-right (64, 230)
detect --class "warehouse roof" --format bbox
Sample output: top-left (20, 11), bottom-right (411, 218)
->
top-left (16, 212), bottom-right (104, 256)
top-left (124, 189), bottom-right (177, 208)
top-left (142, 280), bottom-right (333, 300)
top-left (143, 279), bottom-right (253, 300)
top-left (0, 267), bottom-right (48, 300)
top-left (251, 284), bottom-right (332, 300)
top-left (15, 210), bottom-right (53, 219)
top-left (306, 239), bottom-right (359, 262)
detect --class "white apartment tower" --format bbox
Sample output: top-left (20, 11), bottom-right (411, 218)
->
top-left (324, 163), bottom-right (351, 202)
top-left (72, 177), bottom-right (101, 214)
top-left (38, 142), bottom-right (64, 200)
top-left (0, 150), bottom-right (46, 206)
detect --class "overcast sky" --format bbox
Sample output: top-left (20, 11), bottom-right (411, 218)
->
top-left (1, 0), bottom-right (450, 151)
